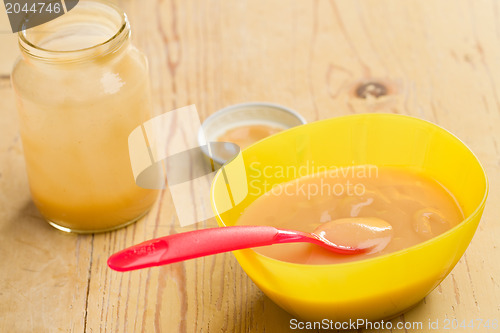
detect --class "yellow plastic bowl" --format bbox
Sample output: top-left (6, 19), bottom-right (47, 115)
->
top-left (210, 113), bottom-right (488, 322)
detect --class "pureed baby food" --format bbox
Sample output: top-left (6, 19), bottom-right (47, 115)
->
top-left (11, 1), bottom-right (158, 232)
top-left (217, 124), bottom-right (284, 151)
top-left (236, 166), bottom-right (463, 264)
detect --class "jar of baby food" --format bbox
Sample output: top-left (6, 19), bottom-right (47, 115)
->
top-left (11, 0), bottom-right (158, 233)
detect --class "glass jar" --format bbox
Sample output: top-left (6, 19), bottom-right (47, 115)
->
top-left (11, 1), bottom-right (158, 233)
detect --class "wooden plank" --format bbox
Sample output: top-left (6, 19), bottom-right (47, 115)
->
top-left (0, 86), bottom-right (92, 332)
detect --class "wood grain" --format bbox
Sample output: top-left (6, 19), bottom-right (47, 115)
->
top-left (1, 0), bottom-right (499, 332)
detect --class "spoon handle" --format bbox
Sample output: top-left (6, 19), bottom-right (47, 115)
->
top-left (107, 226), bottom-right (308, 272)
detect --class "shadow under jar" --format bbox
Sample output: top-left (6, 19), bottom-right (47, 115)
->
top-left (11, 0), bottom-right (158, 233)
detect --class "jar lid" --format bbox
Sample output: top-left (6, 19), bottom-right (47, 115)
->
top-left (198, 102), bottom-right (307, 165)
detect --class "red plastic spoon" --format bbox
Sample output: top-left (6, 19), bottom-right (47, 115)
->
top-left (107, 217), bottom-right (393, 272)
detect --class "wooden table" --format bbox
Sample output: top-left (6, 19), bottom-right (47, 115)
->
top-left (1, 1), bottom-right (499, 332)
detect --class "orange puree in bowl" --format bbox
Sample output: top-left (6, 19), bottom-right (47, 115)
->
top-left (217, 124), bottom-right (283, 150)
top-left (236, 166), bottom-right (463, 264)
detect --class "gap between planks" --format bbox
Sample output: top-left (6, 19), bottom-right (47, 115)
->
top-left (83, 235), bottom-right (95, 333)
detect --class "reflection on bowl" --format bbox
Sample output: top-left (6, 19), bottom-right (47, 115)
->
top-left (210, 113), bottom-right (488, 322)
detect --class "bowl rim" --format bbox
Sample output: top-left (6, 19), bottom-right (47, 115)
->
top-left (210, 113), bottom-right (489, 269)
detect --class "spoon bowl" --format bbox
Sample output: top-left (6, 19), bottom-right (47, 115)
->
top-left (314, 217), bottom-right (394, 254)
